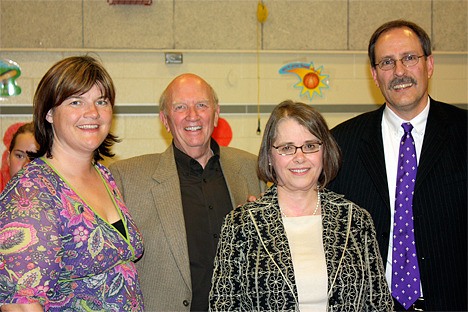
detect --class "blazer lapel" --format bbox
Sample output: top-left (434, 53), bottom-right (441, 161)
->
top-left (253, 188), bottom-right (296, 288)
top-left (358, 107), bottom-right (391, 209)
top-left (415, 100), bottom-right (446, 190)
top-left (151, 146), bottom-right (192, 290)
top-left (219, 149), bottom-right (246, 208)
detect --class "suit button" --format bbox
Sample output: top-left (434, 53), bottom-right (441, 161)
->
top-left (183, 300), bottom-right (190, 307)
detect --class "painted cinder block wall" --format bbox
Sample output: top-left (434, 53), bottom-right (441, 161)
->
top-left (1, 0), bottom-right (466, 165)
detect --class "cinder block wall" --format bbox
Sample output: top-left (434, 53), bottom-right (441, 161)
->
top-left (1, 0), bottom-right (466, 165)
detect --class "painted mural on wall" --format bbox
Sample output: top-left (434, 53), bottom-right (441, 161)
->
top-left (0, 59), bottom-right (22, 97)
top-left (279, 62), bottom-right (329, 101)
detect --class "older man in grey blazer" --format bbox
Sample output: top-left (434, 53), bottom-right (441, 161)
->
top-left (110, 73), bottom-right (265, 312)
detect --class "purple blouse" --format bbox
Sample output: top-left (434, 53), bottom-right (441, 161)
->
top-left (0, 158), bottom-right (144, 311)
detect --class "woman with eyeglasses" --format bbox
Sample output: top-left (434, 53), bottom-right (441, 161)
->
top-left (209, 100), bottom-right (392, 312)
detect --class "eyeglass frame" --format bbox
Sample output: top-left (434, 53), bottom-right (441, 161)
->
top-left (375, 54), bottom-right (425, 71)
top-left (272, 142), bottom-right (323, 156)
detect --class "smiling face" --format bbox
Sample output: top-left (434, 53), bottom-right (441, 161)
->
top-left (46, 84), bottom-right (113, 158)
top-left (371, 27), bottom-right (434, 120)
top-left (8, 131), bottom-right (38, 177)
top-left (271, 118), bottom-right (323, 194)
top-left (159, 74), bottom-right (219, 161)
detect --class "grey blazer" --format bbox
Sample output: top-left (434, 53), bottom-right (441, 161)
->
top-left (110, 145), bottom-right (265, 311)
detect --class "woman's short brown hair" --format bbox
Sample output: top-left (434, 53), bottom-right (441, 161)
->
top-left (31, 55), bottom-right (119, 161)
top-left (257, 100), bottom-right (341, 189)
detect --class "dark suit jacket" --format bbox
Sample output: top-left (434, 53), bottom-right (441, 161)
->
top-left (328, 99), bottom-right (467, 311)
top-left (109, 145), bottom-right (265, 312)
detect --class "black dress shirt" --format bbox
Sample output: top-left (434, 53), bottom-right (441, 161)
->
top-left (174, 139), bottom-right (232, 311)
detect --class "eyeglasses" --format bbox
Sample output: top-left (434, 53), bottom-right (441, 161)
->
top-left (272, 142), bottom-right (322, 156)
top-left (375, 54), bottom-right (425, 71)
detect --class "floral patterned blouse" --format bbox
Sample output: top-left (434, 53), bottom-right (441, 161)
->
top-left (0, 158), bottom-right (144, 311)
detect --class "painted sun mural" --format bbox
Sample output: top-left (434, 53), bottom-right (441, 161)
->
top-left (279, 62), bottom-right (329, 101)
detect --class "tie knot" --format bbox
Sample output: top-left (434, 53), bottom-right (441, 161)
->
top-left (401, 122), bottom-right (414, 133)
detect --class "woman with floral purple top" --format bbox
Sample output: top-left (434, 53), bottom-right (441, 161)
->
top-left (0, 56), bottom-right (144, 311)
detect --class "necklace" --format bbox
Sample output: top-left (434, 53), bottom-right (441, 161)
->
top-left (313, 190), bottom-right (321, 215)
top-left (281, 190), bottom-right (321, 217)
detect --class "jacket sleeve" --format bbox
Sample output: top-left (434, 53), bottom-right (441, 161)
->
top-left (362, 209), bottom-right (394, 311)
top-left (209, 211), bottom-right (245, 311)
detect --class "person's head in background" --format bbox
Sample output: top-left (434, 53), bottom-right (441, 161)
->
top-left (257, 100), bottom-right (341, 191)
top-left (7, 122), bottom-right (38, 177)
top-left (158, 73), bottom-right (220, 167)
top-left (31, 55), bottom-right (119, 162)
top-left (368, 19), bottom-right (434, 120)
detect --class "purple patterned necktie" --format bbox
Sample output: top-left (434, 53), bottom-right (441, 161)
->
top-left (392, 122), bottom-right (421, 309)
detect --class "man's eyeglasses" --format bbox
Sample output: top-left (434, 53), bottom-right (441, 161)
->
top-left (375, 55), bottom-right (425, 71)
top-left (272, 142), bottom-right (322, 156)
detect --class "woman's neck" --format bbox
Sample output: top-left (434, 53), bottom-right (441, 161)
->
top-left (277, 186), bottom-right (320, 217)
top-left (46, 147), bottom-right (95, 179)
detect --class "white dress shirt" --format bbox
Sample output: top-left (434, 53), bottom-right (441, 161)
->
top-left (381, 98), bottom-right (430, 295)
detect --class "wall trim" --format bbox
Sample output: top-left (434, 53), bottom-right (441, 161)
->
top-left (1, 103), bottom-right (466, 116)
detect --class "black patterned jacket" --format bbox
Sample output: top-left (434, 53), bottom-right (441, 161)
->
top-left (209, 185), bottom-right (393, 312)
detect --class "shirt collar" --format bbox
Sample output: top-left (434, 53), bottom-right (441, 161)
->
top-left (173, 138), bottom-right (221, 172)
top-left (383, 98), bottom-right (430, 136)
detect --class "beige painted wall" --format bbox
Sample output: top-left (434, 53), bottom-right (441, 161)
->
top-left (1, 0), bottom-right (467, 51)
top-left (1, 0), bottom-right (467, 165)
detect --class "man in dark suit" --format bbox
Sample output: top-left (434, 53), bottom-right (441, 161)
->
top-left (110, 74), bottom-right (265, 311)
top-left (329, 20), bottom-right (467, 311)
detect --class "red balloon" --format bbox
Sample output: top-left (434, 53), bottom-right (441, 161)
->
top-left (212, 117), bottom-right (233, 146)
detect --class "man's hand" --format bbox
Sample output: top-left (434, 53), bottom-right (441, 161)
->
top-left (247, 195), bottom-right (257, 202)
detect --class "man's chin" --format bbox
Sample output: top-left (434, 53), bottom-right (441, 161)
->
top-left (178, 140), bottom-right (210, 151)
